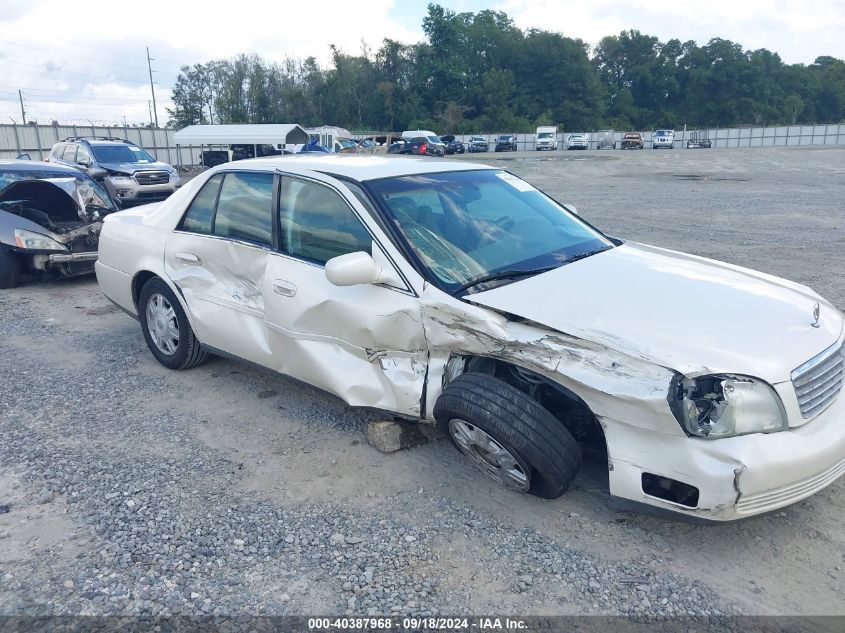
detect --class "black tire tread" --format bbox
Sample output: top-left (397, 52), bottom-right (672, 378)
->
top-left (434, 372), bottom-right (582, 498)
top-left (139, 277), bottom-right (208, 370)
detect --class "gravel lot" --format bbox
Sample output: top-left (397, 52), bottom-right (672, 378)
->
top-left (1, 146), bottom-right (844, 619)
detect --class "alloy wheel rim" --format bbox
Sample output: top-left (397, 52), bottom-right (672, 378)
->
top-left (146, 293), bottom-right (179, 356)
top-left (448, 418), bottom-right (530, 492)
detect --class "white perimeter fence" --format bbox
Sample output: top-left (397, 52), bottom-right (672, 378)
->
top-left (450, 124), bottom-right (845, 151)
top-left (1, 122), bottom-right (844, 163)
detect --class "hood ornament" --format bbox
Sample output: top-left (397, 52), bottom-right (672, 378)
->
top-left (811, 302), bottom-right (821, 328)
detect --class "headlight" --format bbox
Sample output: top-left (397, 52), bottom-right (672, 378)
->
top-left (14, 229), bottom-right (67, 251)
top-left (670, 374), bottom-right (787, 438)
top-left (108, 175), bottom-right (134, 184)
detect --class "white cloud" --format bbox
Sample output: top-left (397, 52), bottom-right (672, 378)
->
top-left (498, 0), bottom-right (845, 62)
top-left (0, 0), bottom-right (420, 124)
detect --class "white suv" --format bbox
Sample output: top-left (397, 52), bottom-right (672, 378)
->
top-left (652, 129), bottom-right (675, 149)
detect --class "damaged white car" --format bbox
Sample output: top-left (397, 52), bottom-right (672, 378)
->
top-left (0, 160), bottom-right (118, 288)
top-left (96, 156), bottom-right (845, 521)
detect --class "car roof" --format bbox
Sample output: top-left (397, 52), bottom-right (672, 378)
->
top-left (218, 155), bottom-right (495, 182)
top-left (0, 159), bottom-right (84, 175)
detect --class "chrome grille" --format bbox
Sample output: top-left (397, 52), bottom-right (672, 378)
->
top-left (791, 341), bottom-right (845, 418)
top-left (134, 171), bottom-right (169, 185)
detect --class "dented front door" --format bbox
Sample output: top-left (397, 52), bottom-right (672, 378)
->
top-left (262, 173), bottom-right (427, 416)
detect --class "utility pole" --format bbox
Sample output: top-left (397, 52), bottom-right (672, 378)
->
top-left (18, 90), bottom-right (26, 124)
top-left (146, 47), bottom-right (158, 127)
top-left (148, 100), bottom-right (154, 127)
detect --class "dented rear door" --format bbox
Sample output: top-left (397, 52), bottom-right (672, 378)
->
top-left (262, 172), bottom-right (427, 416)
top-left (165, 170), bottom-right (277, 366)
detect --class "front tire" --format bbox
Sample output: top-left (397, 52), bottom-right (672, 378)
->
top-left (434, 373), bottom-right (582, 498)
top-left (0, 248), bottom-right (22, 289)
top-left (138, 277), bottom-right (207, 370)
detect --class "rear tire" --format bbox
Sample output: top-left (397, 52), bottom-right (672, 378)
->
top-left (434, 373), bottom-right (582, 499)
top-left (139, 277), bottom-right (207, 370)
top-left (0, 248), bottom-right (22, 289)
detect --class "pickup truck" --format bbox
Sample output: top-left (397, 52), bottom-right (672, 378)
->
top-left (621, 132), bottom-right (644, 150)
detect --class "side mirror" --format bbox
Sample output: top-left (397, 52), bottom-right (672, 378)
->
top-left (562, 203), bottom-right (579, 216)
top-left (325, 251), bottom-right (382, 287)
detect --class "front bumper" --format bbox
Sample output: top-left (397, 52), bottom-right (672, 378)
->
top-left (47, 251), bottom-right (98, 264)
top-left (604, 386), bottom-right (845, 520)
top-left (103, 178), bottom-right (177, 204)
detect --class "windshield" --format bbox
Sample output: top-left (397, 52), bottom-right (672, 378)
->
top-left (89, 144), bottom-right (156, 164)
top-left (0, 169), bottom-right (115, 211)
top-left (656, 130), bottom-right (673, 136)
top-left (426, 136), bottom-right (442, 144)
top-left (538, 132), bottom-right (553, 138)
top-left (498, 136), bottom-right (512, 141)
top-left (366, 170), bottom-right (612, 293)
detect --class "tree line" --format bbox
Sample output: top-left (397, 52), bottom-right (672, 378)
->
top-left (167, 3), bottom-right (845, 133)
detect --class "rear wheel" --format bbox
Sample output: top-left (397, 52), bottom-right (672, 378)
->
top-left (0, 248), bottom-right (22, 289)
top-left (434, 373), bottom-right (582, 498)
top-left (138, 277), bottom-right (207, 370)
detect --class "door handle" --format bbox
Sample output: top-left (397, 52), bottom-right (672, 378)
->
top-left (175, 252), bottom-right (201, 264)
top-left (273, 279), bottom-right (297, 297)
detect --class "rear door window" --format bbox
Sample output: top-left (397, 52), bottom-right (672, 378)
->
top-left (62, 145), bottom-right (78, 162)
top-left (212, 172), bottom-right (274, 246)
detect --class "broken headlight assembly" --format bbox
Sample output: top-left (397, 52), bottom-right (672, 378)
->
top-left (670, 374), bottom-right (787, 438)
top-left (14, 229), bottom-right (67, 252)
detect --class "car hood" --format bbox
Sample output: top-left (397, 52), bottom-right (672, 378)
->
top-left (468, 242), bottom-right (843, 383)
top-left (99, 161), bottom-right (172, 175)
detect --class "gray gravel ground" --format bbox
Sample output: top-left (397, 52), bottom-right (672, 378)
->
top-left (0, 146), bottom-right (843, 620)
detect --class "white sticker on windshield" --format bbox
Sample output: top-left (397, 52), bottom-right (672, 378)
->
top-left (495, 171), bottom-right (535, 192)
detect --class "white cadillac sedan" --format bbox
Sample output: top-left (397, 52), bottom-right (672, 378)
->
top-left (96, 155), bottom-right (845, 521)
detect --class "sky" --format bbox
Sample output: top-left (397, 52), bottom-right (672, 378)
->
top-left (1, 0), bottom-right (843, 126)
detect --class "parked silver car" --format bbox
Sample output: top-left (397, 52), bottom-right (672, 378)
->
top-left (0, 160), bottom-right (118, 288)
top-left (48, 137), bottom-right (180, 206)
top-left (566, 133), bottom-right (589, 150)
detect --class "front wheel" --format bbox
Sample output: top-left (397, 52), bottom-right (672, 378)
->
top-left (139, 277), bottom-right (208, 370)
top-left (434, 373), bottom-right (582, 498)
